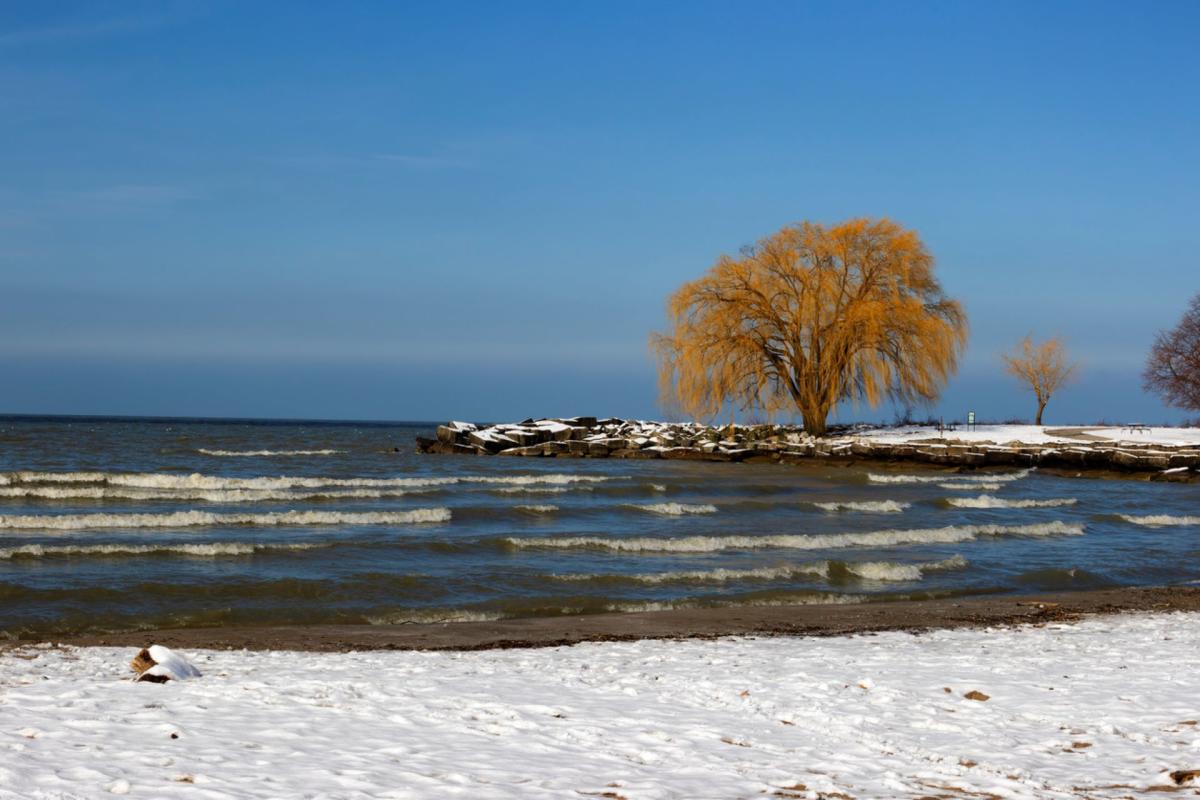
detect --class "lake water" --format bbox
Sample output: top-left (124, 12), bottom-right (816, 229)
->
top-left (1, 416), bottom-right (1198, 638)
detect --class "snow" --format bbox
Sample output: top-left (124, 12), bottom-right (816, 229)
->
top-left (139, 646), bottom-right (202, 682)
top-left (2, 612), bottom-right (1199, 798)
top-left (846, 424), bottom-right (1200, 447)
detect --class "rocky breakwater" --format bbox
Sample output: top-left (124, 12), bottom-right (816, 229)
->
top-left (416, 419), bottom-right (1200, 479)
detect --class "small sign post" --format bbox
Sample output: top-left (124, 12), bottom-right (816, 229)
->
top-left (967, 411), bottom-right (976, 431)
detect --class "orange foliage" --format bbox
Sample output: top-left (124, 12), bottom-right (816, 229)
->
top-left (1002, 335), bottom-right (1077, 425)
top-left (651, 218), bottom-right (967, 435)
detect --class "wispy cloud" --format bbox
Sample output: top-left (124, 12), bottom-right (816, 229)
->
top-left (0, 6), bottom-right (187, 48)
top-left (269, 152), bottom-right (474, 171)
top-left (56, 183), bottom-right (197, 216)
top-left (71, 183), bottom-right (195, 205)
top-left (373, 153), bottom-right (471, 169)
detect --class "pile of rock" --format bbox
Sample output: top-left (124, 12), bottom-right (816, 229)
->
top-left (415, 418), bottom-right (1200, 478)
top-left (417, 417), bottom-right (819, 462)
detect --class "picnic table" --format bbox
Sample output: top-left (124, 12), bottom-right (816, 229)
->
top-left (1121, 423), bottom-right (1151, 434)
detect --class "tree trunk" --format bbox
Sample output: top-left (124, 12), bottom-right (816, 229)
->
top-left (1035, 401), bottom-right (1046, 426)
top-left (801, 404), bottom-right (829, 437)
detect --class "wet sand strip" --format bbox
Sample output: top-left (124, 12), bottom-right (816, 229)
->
top-left (30, 585), bottom-right (1200, 653)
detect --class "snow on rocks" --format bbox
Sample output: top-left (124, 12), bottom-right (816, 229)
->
top-left (130, 645), bottom-right (202, 683)
top-left (417, 419), bottom-right (1200, 476)
top-left (2, 612), bottom-right (1199, 798)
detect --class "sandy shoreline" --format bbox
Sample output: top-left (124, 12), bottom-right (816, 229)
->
top-left (32, 585), bottom-right (1200, 653)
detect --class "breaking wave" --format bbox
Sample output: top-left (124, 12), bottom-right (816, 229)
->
top-left (839, 555), bottom-right (969, 582)
top-left (939, 482), bottom-right (1003, 491)
top-left (366, 609), bottom-right (505, 625)
top-left (554, 555), bottom-right (967, 585)
top-left (0, 508), bottom-right (452, 531)
top-left (198, 448), bottom-right (344, 457)
top-left (869, 469), bottom-right (1032, 485)
top-left (813, 500), bottom-right (910, 513)
top-left (627, 503), bottom-right (718, 516)
top-left (947, 495), bottom-right (1077, 509)
top-left (0, 541), bottom-right (330, 559)
top-left (0, 470), bottom-right (613, 491)
top-left (505, 521), bottom-right (1082, 553)
top-left (1118, 514), bottom-right (1200, 527)
top-left (515, 504), bottom-right (559, 514)
top-left (0, 485), bottom-right (430, 503)
top-left (602, 594), bottom-right (867, 614)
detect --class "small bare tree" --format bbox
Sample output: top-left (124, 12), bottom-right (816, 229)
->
top-left (1144, 293), bottom-right (1200, 412)
top-left (1002, 336), bottom-right (1077, 425)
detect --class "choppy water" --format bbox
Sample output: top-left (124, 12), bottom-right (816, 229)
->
top-left (1, 416), bottom-right (1198, 638)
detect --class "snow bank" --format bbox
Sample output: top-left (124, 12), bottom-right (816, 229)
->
top-left (849, 424), bottom-right (1200, 447)
top-left (2, 613), bottom-right (1198, 797)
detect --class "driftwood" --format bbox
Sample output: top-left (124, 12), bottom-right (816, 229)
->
top-left (129, 645), bottom-right (202, 683)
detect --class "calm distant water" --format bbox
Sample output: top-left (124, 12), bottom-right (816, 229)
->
top-left (1, 416), bottom-right (1198, 638)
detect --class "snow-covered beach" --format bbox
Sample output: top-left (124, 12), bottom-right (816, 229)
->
top-left (3, 611), bottom-right (1199, 799)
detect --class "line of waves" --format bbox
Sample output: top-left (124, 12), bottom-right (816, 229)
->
top-left (0, 508), bottom-right (452, 531)
top-left (197, 448), bottom-right (344, 457)
top-left (0, 485), bottom-right (434, 503)
top-left (0, 541), bottom-right (332, 560)
top-left (869, 469), bottom-right (1032, 485)
top-left (1118, 514), bottom-right (1200, 527)
top-left (946, 495), bottom-right (1077, 509)
top-left (939, 481), bottom-right (1003, 491)
top-left (514, 504), bottom-right (559, 514)
top-left (626, 503), bottom-right (718, 516)
top-left (504, 521), bottom-right (1083, 553)
top-left (554, 555), bottom-right (968, 585)
top-left (0, 572), bottom-right (435, 605)
top-left (812, 500), bottom-right (909, 513)
top-left (0, 470), bottom-right (614, 491)
top-left (365, 591), bottom-right (875, 625)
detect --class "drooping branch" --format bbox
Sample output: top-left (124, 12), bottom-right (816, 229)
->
top-left (652, 218), bottom-right (967, 435)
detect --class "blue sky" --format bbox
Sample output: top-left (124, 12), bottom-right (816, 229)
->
top-left (1, 0), bottom-right (1198, 423)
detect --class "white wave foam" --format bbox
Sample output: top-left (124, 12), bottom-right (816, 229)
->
top-left (366, 609), bottom-right (504, 625)
top-left (491, 487), bottom-right (572, 495)
top-left (556, 554), bottom-right (969, 585)
top-left (515, 504), bottom-right (559, 514)
top-left (605, 594), bottom-right (867, 614)
top-left (557, 563), bottom-right (832, 584)
top-left (1118, 514), bottom-right (1200, 527)
top-left (813, 500), bottom-right (910, 513)
top-left (628, 503), bottom-right (717, 516)
top-left (947, 495), bottom-right (1077, 509)
top-left (869, 469), bottom-right (1032, 485)
top-left (198, 448), bottom-right (344, 457)
top-left (0, 485), bottom-right (428, 503)
top-left (651, 484), bottom-right (667, 492)
top-left (2, 470), bottom-right (610, 491)
top-left (0, 541), bottom-right (329, 559)
top-left (0, 508), bottom-right (451, 531)
top-left (939, 482), bottom-right (1003, 491)
top-left (506, 521), bottom-right (1082, 553)
top-left (844, 555), bottom-right (969, 582)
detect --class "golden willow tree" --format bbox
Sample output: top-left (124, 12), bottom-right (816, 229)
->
top-left (652, 218), bottom-right (967, 436)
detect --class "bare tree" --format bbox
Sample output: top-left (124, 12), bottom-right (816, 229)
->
top-left (1002, 336), bottom-right (1077, 425)
top-left (651, 218), bottom-right (967, 436)
top-left (1144, 293), bottom-right (1200, 412)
